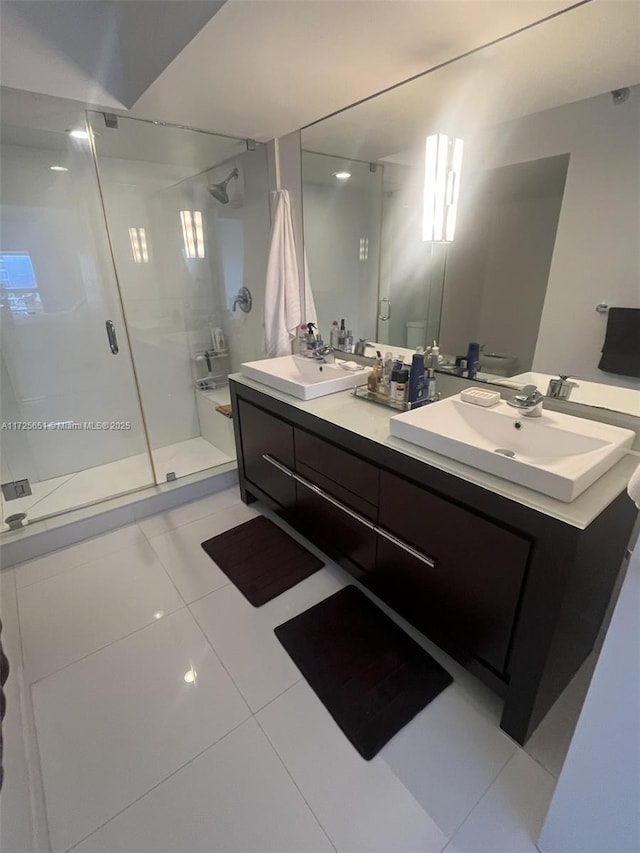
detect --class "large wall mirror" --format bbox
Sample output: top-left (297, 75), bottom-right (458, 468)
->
top-left (300, 1), bottom-right (640, 416)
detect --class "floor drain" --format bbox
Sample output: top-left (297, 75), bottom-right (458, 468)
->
top-left (5, 512), bottom-right (27, 530)
top-left (494, 448), bottom-right (516, 458)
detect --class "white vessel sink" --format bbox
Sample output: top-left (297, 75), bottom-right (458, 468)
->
top-left (241, 355), bottom-right (369, 400)
top-left (390, 395), bottom-right (635, 502)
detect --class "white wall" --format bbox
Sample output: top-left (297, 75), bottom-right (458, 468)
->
top-left (440, 175), bottom-right (565, 370)
top-left (538, 537), bottom-right (640, 853)
top-left (475, 87), bottom-right (640, 387)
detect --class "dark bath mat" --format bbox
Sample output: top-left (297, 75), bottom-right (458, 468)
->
top-left (201, 515), bottom-right (324, 607)
top-left (275, 585), bottom-right (453, 760)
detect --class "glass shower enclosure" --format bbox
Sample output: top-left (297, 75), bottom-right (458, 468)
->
top-left (0, 92), bottom-right (270, 532)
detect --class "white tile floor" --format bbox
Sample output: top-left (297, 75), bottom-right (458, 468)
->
top-left (0, 486), bottom-right (596, 853)
top-left (2, 437), bottom-right (233, 532)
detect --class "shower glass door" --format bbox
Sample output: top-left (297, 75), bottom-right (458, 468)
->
top-left (89, 113), bottom-right (270, 483)
top-left (0, 97), bottom-right (154, 531)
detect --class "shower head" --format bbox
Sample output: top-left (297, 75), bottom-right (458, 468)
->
top-left (208, 168), bottom-right (239, 204)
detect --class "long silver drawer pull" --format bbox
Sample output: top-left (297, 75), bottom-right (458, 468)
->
top-left (262, 454), bottom-right (294, 477)
top-left (293, 473), bottom-right (376, 530)
top-left (263, 453), bottom-right (433, 561)
top-left (377, 527), bottom-right (436, 569)
top-left (105, 320), bottom-right (119, 354)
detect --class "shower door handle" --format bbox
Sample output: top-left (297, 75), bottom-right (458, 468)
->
top-left (105, 320), bottom-right (119, 354)
top-left (378, 298), bottom-right (391, 321)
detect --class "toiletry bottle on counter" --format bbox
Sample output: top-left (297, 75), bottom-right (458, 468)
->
top-left (424, 367), bottom-right (437, 402)
top-left (466, 342), bottom-right (480, 379)
top-left (338, 319), bottom-right (346, 350)
top-left (383, 353), bottom-right (393, 383)
top-left (330, 321), bottom-right (339, 349)
top-left (368, 356), bottom-right (382, 393)
top-left (391, 368), bottom-right (409, 405)
top-left (345, 329), bottom-right (354, 353)
top-left (408, 352), bottom-right (426, 408)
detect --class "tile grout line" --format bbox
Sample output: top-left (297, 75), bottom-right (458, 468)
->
top-left (254, 710), bottom-right (339, 853)
top-left (186, 605), bottom-right (253, 718)
top-left (25, 677), bottom-right (53, 853)
top-left (63, 715), bottom-right (254, 853)
top-left (187, 593), bottom-right (337, 850)
top-left (12, 527), bottom-right (143, 590)
top-left (11, 487), bottom-right (243, 587)
top-left (522, 745), bottom-right (562, 781)
top-left (252, 676), bottom-right (304, 715)
top-left (27, 603), bottom-right (188, 688)
top-left (446, 749), bottom-right (519, 847)
top-left (137, 495), bottom-right (244, 544)
top-left (12, 578), bottom-right (54, 851)
top-left (20, 472), bottom-right (77, 517)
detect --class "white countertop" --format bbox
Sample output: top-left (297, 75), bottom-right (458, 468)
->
top-left (231, 373), bottom-right (639, 530)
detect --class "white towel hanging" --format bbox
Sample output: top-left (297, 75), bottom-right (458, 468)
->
top-left (263, 189), bottom-right (301, 357)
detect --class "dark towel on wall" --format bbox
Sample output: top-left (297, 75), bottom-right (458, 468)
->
top-left (598, 307), bottom-right (640, 378)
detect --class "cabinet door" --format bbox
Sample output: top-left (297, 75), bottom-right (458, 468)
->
top-left (294, 476), bottom-right (377, 576)
top-left (237, 399), bottom-right (295, 509)
top-left (376, 472), bottom-right (530, 674)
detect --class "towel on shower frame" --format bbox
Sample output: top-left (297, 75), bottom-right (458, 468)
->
top-left (263, 189), bottom-right (301, 357)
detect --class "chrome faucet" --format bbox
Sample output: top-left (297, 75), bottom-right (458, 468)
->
top-left (547, 375), bottom-right (579, 400)
top-left (309, 343), bottom-right (335, 363)
top-left (507, 384), bottom-right (544, 417)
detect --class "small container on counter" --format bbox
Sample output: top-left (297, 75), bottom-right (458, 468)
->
top-left (391, 368), bottom-right (409, 404)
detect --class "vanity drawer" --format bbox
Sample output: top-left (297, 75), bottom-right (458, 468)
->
top-left (237, 399), bottom-right (296, 509)
top-left (294, 477), bottom-right (377, 576)
top-left (376, 471), bottom-right (531, 673)
top-left (294, 428), bottom-right (379, 520)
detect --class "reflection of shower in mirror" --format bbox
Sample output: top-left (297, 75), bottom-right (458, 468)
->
top-left (208, 168), bottom-right (240, 205)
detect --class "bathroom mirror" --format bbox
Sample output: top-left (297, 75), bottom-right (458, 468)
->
top-left (300, 1), bottom-right (640, 416)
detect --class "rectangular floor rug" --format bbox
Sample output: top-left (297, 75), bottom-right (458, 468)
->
top-left (275, 585), bottom-right (453, 759)
top-left (201, 515), bottom-right (324, 607)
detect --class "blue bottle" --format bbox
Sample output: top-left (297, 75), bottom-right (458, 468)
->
top-left (466, 342), bottom-right (480, 379)
top-left (407, 353), bottom-right (426, 408)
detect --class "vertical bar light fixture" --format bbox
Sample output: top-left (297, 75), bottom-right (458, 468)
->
top-left (422, 134), bottom-right (464, 242)
top-left (180, 210), bottom-right (205, 259)
top-left (129, 227), bottom-right (149, 263)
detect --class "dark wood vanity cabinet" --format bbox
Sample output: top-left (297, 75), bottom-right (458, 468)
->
top-left (231, 380), bottom-right (637, 745)
top-left (236, 399), bottom-right (296, 511)
top-left (375, 472), bottom-right (530, 675)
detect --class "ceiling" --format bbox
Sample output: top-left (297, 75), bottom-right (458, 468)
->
top-left (0, 0), bottom-right (585, 141)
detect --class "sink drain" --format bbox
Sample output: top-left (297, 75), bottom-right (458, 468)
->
top-left (494, 448), bottom-right (516, 458)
